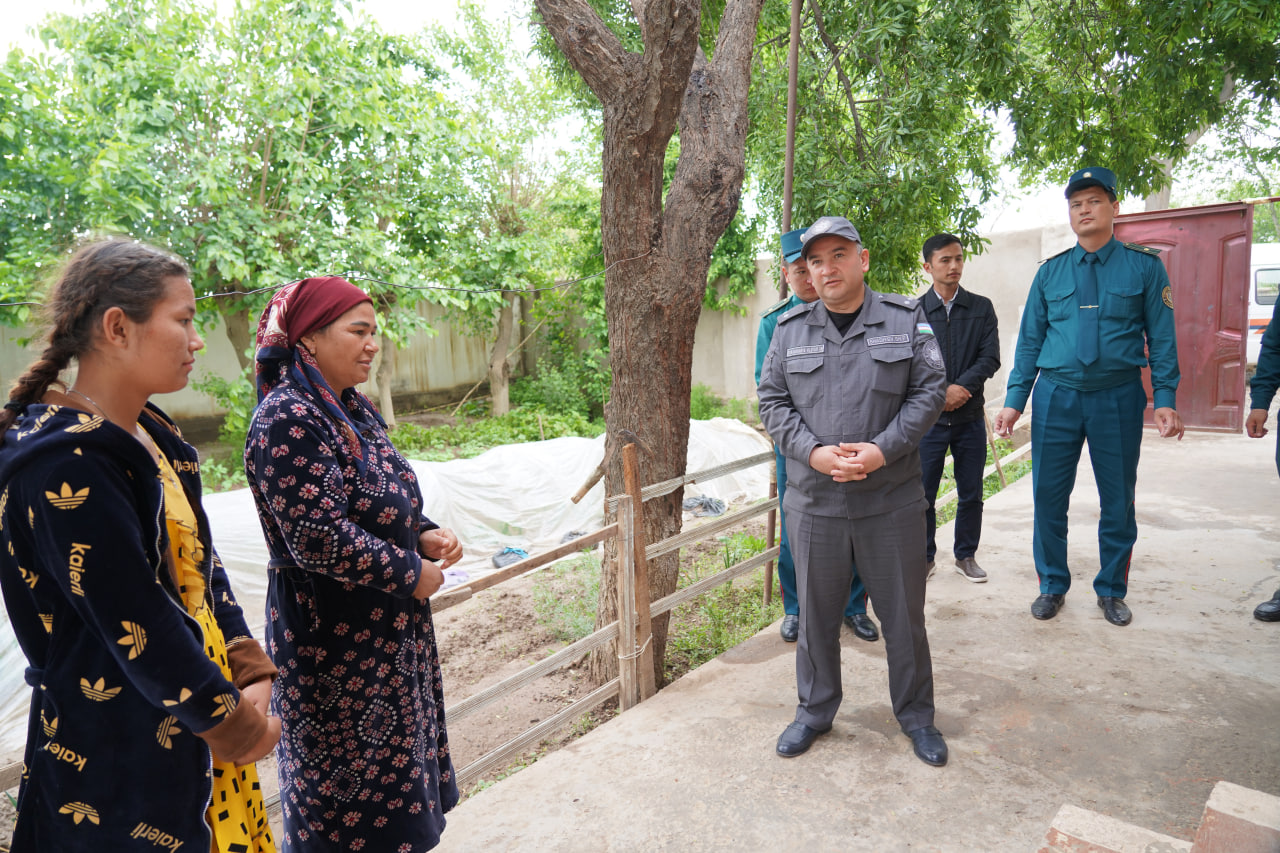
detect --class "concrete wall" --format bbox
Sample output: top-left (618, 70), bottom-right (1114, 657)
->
top-left (691, 256), bottom-right (787, 400)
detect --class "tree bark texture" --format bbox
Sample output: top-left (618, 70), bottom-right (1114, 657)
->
top-left (487, 291), bottom-right (518, 417)
top-left (375, 335), bottom-right (398, 428)
top-left (537, 0), bottom-right (766, 689)
top-left (224, 302), bottom-right (254, 373)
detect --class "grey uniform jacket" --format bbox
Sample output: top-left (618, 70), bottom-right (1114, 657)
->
top-left (758, 286), bottom-right (947, 520)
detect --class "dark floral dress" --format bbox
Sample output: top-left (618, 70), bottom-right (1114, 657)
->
top-left (246, 379), bottom-right (457, 852)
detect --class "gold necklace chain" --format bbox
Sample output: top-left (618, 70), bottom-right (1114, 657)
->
top-left (66, 386), bottom-right (107, 417)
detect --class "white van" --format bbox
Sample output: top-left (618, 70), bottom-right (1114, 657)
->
top-left (1248, 243), bottom-right (1280, 371)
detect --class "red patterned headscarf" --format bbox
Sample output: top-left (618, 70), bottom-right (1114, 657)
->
top-left (253, 277), bottom-right (379, 468)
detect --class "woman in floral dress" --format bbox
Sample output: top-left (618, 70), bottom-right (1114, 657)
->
top-left (245, 277), bottom-right (462, 851)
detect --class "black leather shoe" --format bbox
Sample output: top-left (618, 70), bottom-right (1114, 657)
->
top-left (907, 725), bottom-right (948, 766)
top-left (1097, 596), bottom-right (1132, 626)
top-left (925, 560), bottom-right (937, 580)
top-left (1031, 593), bottom-right (1065, 620)
top-left (779, 614), bottom-right (800, 642)
top-left (776, 721), bottom-right (830, 757)
top-left (843, 613), bottom-right (879, 642)
top-left (1254, 589), bottom-right (1280, 622)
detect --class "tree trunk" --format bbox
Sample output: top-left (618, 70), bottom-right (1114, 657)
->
top-left (1145, 75), bottom-right (1236, 211)
top-left (223, 303), bottom-right (254, 372)
top-left (537, 0), bottom-right (766, 689)
top-left (487, 291), bottom-right (518, 417)
top-left (375, 335), bottom-right (397, 428)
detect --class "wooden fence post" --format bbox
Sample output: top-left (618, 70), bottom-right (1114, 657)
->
top-left (984, 410), bottom-right (1008, 489)
top-left (621, 443), bottom-right (657, 702)
top-left (615, 494), bottom-right (639, 711)
top-left (764, 464), bottom-right (776, 606)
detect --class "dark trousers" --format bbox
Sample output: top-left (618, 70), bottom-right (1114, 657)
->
top-left (787, 502), bottom-right (935, 733)
top-left (773, 445), bottom-right (867, 618)
top-left (1030, 376), bottom-right (1145, 598)
top-left (919, 417), bottom-right (987, 562)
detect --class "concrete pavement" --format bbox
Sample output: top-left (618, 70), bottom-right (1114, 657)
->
top-left (436, 426), bottom-right (1280, 852)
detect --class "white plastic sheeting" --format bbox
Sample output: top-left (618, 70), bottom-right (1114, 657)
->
top-left (0, 418), bottom-right (770, 758)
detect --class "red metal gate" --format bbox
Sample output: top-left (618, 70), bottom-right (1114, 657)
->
top-left (1115, 202), bottom-right (1253, 432)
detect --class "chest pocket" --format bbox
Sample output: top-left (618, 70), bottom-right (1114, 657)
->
top-left (869, 345), bottom-right (912, 396)
top-left (785, 356), bottom-right (824, 407)
top-left (1044, 279), bottom-right (1076, 323)
top-left (1102, 276), bottom-right (1143, 317)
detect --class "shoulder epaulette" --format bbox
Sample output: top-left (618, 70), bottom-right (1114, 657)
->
top-left (759, 298), bottom-right (792, 319)
top-left (777, 302), bottom-right (817, 324)
top-left (1039, 247), bottom-right (1071, 264)
top-left (879, 292), bottom-right (917, 310)
top-left (1123, 242), bottom-right (1162, 256)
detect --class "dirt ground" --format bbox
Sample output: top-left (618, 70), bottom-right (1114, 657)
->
top-left (434, 569), bottom-right (615, 792)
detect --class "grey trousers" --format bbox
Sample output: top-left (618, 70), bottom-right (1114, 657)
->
top-left (788, 500), bottom-right (935, 733)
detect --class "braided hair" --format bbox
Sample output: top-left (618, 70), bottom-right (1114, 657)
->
top-left (0, 238), bottom-right (189, 431)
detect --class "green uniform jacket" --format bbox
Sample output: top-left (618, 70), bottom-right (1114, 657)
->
top-left (755, 294), bottom-right (805, 386)
top-left (1006, 236), bottom-right (1180, 412)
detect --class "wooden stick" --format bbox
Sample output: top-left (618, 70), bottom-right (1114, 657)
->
top-left (616, 495), bottom-right (638, 711)
top-left (570, 461), bottom-right (606, 504)
top-left (985, 409), bottom-right (1007, 489)
top-left (431, 525), bottom-right (616, 613)
top-left (622, 443), bottom-right (657, 702)
top-left (764, 461), bottom-right (777, 607)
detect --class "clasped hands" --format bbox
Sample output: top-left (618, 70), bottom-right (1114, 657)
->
top-left (413, 527), bottom-right (464, 600)
top-left (809, 442), bottom-right (885, 482)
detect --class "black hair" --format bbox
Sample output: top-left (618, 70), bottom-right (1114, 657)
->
top-left (922, 233), bottom-right (963, 264)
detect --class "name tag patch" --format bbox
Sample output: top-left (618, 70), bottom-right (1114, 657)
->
top-left (867, 334), bottom-right (909, 346)
top-left (786, 345), bottom-right (825, 356)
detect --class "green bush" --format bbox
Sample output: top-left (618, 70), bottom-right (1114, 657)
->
top-left (193, 369), bottom-right (256, 449)
top-left (511, 361), bottom-right (593, 418)
top-left (200, 457), bottom-right (248, 493)
top-left (390, 407), bottom-right (604, 461)
top-left (689, 384), bottom-right (758, 424)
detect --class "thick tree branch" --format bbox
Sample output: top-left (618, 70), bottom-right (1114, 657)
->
top-left (534, 0), bottom-right (630, 98)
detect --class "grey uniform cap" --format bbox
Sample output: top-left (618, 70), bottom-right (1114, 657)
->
top-left (801, 216), bottom-right (862, 257)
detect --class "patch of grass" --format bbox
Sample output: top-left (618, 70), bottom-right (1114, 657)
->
top-left (934, 438), bottom-right (1032, 526)
top-left (391, 407), bottom-right (605, 461)
top-left (665, 529), bottom-right (782, 679)
top-left (689, 384), bottom-right (758, 424)
top-left (531, 553), bottom-right (601, 643)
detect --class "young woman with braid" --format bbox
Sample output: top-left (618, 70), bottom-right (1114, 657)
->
top-left (0, 238), bottom-right (279, 852)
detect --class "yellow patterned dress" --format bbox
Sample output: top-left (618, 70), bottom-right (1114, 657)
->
top-left (156, 451), bottom-right (276, 853)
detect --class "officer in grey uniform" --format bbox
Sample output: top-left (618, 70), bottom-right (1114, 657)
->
top-left (758, 216), bottom-right (949, 766)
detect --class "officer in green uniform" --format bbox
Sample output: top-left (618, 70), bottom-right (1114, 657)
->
top-left (994, 166), bottom-right (1184, 628)
top-left (756, 228), bottom-right (878, 644)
